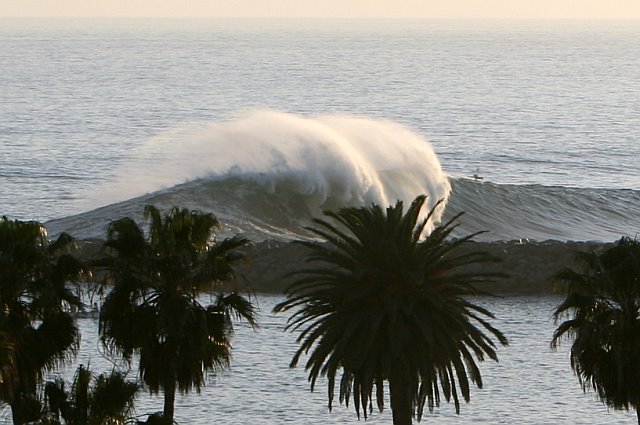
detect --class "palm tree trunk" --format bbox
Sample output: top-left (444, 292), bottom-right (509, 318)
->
top-left (11, 402), bottom-right (23, 425)
top-left (10, 394), bottom-right (37, 425)
top-left (389, 363), bottom-right (413, 425)
top-left (163, 379), bottom-right (176, 423)
top-left (10, 392), bottom-right (38, 425)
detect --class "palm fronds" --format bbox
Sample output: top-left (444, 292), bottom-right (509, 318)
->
top-left (275, 195), bottom-right (507, 423)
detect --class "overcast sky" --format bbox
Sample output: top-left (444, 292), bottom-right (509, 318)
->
top-left (2, 0), bottom-right (640, 19)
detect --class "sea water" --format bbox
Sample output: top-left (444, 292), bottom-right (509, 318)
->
top-left (1, 19), bottom-right (639, 242)
top-left (1, 18), bottom-right (640, 423)
top-left (2, 295), bottom-right (631, 424)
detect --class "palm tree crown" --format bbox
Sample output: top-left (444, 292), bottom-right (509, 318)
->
top-left (274, 195), bottom-right (508, 424)
top-left (0, 217), bottom-right (85, 425)
top-left (43, 364), bottom-right (140, 425)
top-left (552, 237), bottom-right (640, 423)
top-left (98, 206), bottom-right (257, 423)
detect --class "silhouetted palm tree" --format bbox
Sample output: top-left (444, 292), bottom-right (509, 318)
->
top-left (98, 206), bottom-right (257, 423)
top-left (0, 331), bottom-right (18, 403)
top-left (552, 237), bottom-right (640, 424)
top-left (0, 217), bottom-right (85, 424)
top-left (43, 364), bottom-right (140, 425)
top-left (274, 195), bottom-right (508, 425)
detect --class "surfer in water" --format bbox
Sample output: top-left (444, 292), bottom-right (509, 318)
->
top-left (470, 168), bottom-right (484, 182)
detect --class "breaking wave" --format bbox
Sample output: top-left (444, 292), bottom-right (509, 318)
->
top-left (46, 111), bottom-right (639, 243)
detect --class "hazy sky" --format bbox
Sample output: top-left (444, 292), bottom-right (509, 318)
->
top-left (2, 0), bottom-right (640, 19)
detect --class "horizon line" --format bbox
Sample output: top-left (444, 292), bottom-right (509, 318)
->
top-left (2, 16), bottom-right (640, 21)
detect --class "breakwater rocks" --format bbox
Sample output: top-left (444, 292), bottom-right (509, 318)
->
top-left (233, 239), bottom-right (610, 295)
top-left (76, 238), bottom-right (611, 295)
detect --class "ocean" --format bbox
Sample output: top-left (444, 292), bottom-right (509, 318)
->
top-left (1, 18), bottom-right (639, 242)
top-left (17, 295), bottom-right (639, 424)
top-left (1, 18), bottom-right (640, 423)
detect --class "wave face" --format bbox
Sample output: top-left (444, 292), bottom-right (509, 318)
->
top-left (47, 177), bottom-right (640, 243)
top-left (46, 111), bottom-right (639, 243)
top-left (446, 180), bottom-right (640, 242)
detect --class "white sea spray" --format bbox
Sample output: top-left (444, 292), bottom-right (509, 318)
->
top-left (96, 110), bottom-right (451, 230)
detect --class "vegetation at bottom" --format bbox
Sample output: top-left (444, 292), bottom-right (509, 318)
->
top-left (96, 205), bottom-right (257, 423)
top-left (1, 199), bottom-right (636, 424)
top-left (274, 195), bottom-right (509, 425)
top-left (42, 364), bottom-right (139, 425)
top-left (0, 207), bottom-right (256, 425)
top-left (552, 237), bottom-right (640, 424)
top-left (0, 217), bottom-right (86, 424)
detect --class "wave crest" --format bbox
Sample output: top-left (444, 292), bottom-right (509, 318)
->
top-left (94, 110), bottom-right (451, 227)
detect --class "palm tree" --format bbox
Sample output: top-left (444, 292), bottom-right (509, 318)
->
top-left (552, 237), bottom-right (640, 424)
top-left (0, 331), bottom-right (18, 404)
top-left (0, 217), bottom-right (85, 424)
top-left (42, 364), bottom-right (140, 425)
top-left (274, 195), bottom-right (508, 424)
top-left (98, 206), bottom-right (257, 423)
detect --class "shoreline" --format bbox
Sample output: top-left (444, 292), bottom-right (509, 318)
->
top-left (77, 238), bottom-right (609, 295)
top-left (234, 239), bottom-right (609, 295)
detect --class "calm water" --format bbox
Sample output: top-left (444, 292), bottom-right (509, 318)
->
top-left (1, 295), bottom-right (632, 424)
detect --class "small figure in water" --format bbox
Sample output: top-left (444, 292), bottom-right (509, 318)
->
top-left (471, 168), bottom-right (484, 181)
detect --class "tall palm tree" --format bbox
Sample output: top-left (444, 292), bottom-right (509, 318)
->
top-left (552, 237), bottom-right (640, 424)
top-left (42, 364), bottom-right (140, 425)
top-left (0, 217), bottom-right (85, 425)
top-left (98, 206), bottom-right (257, 423)
top-left (274, 195), bottom-right (508, 425)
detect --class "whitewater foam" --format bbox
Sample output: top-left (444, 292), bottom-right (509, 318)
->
top-left (93, 110), bottom-right (451, 228)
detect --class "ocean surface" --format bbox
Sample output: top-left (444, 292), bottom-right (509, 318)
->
top-left (0, 295), bottom-right (633, 424)
top-left (1, 18), bottom-right (640, 424)
top-left (1, 18), bottom-right (639, 242)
